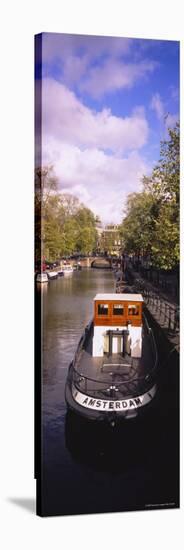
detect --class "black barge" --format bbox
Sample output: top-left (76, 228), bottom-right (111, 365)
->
top-left (65, 292), bottom-right (158, 425)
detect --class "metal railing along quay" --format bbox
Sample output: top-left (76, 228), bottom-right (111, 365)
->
top-left (126, 272), bottom-right (180, 334)
top-left (137, 285), bottom-right (179, 332)
top-left (116, 268), bottom-right (179, 335)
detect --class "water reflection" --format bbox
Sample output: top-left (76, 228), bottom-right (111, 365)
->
top-left (36, 281), bottom-right (48, 294)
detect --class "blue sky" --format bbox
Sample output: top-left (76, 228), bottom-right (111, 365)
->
top-left (36, 33), bottom-right (179, 223)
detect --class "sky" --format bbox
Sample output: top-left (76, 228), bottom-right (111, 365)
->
top-left (35, 33), bottom-right (179, 224)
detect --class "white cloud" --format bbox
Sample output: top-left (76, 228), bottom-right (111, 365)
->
top-left (42, 34), bottom-right (158, 98)
top-left (62, 54), bottom-right (89, 83)
top-left (165, 113), bottom-right (178, 128)
top-left (40, 78), bottom-right (151, 223)
top-left (80, 59), bottom-right (157, 98)
top-left (150, 93), bottom-right (178, 129)
top-left (150, 93), bottom-right (164, 120)
top-left (42, 78), bottom-right (149, 153)
top-left (42, 139), bottom-right (149, 223)
top-left (42, 33), bottom-right (132, 64)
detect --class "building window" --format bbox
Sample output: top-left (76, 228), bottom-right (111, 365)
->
top-left (98, 304), bottom-right (109, 315)
top-left (128, 305), bottom-right (139, 316)
top-left (113, 304), bottom-right (124, 315)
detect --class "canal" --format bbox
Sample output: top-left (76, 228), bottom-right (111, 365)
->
top-left (39, 268), bottom-right (179, 516)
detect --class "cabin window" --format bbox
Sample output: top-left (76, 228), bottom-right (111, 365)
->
top-left (128, 304), bottom-right (139, 316)
top-left (98, 304), bottom-right (109, 315)
top-left (113, 304), bottom-right (124, 315)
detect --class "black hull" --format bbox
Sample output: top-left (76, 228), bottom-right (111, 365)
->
top-left (47, 274), bottom-right (58, 280)
top-left (65, 372), bottom-right (157, 425)
top-left (65, 294), bottom-right (158, 426)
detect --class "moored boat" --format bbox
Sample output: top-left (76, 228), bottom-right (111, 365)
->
top-left (36, 272), bottom-right (49, 284)
top-left (65, 292), bottom-right (158, 426)
top-left (57, 269), bottom-right (64, 277)
top-left (73, 263), bottom-right (82, 271)
top-left (46, 270), bottom-right (58, 280)
top-left (62, 264), bottom-right (74, 276)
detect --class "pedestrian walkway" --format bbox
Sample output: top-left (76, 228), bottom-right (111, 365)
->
top-left (125, 267), bottom-right (180, 351)
top-left (130, 268), bottom-right (178, 304)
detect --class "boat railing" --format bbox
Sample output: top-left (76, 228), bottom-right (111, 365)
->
top-left (72, 365), bottom-right (156, 399)
top-left (72, 319), bottom-right (93, 367)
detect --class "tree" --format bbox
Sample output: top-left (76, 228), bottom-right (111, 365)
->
top-left (35, 165), bottom-right (59, 262)
top-left (62, 217), bottom-right (79, 255)
top-left (43, 194), bottom-right (66, 260)
top-left (60, 194), bottom-right (80, 219)
top-left (35, 168), bottom-right (98, 261)
top-left (120, 192), bottom-right (158, 259)
top-left (75, 207), bottom-right (98, 254)
top-left (35, 165), bottom-right (58, 206)
top-left (121, 122), bottom-right (180, 271)
top-left (151, 202), bottom-right (179, 270)
top-left (143, 123), bottom-right (179, 270)
top-left (143, 123), bottom-right (179, 205)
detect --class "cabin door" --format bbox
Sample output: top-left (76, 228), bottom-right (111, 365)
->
top-left (113, 335), bottom-right (122, 354)
top-left (107, 330), bottom-right (124, 356)
top-left (108, 329), bottom-right (129, 356)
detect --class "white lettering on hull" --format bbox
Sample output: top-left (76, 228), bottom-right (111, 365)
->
top-left (72, 384), bottom-right (156, 411)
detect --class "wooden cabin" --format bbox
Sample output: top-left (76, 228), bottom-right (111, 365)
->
top-left (92, 293), bottom-right (144, 359)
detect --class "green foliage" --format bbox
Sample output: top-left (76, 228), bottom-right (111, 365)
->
top-left (151, 202), bottom-right (179, 270)
top-left (75, 207), bottom-right (98, 254)
top-left (121, 123), bottom-right (180, 270)
top-left (62, 217), bottom-right (79, 255)
top-left (121, 192), bottom-right (158, 257)
top-left (35, 165), bottom-right (59, 261)
top-left (143, 122), bottom-right (179, 206)
top-left (35, 166), bottom-right (98, 261)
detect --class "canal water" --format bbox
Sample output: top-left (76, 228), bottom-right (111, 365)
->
top-left (40, 268), bottom-right (179, 516)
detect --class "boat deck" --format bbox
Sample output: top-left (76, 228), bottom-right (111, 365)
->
top-left (73, 323), bottom-right (155, 399)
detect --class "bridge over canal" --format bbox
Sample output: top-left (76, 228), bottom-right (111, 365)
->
top-left (70, 256), bottom-right (114, 268)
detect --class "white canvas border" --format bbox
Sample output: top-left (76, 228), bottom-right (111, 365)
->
top-left (0, 0), bottom-right (183, 548)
